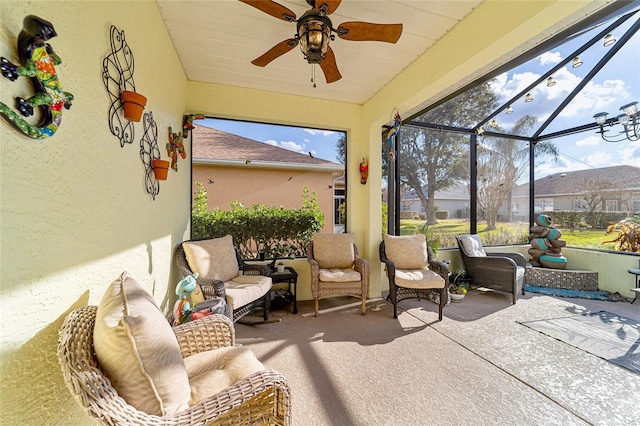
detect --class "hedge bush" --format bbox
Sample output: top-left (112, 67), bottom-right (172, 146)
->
top-left (542, 210), bottom-right (631, 229)
top-left (192, 183), bottom-right (325, 259)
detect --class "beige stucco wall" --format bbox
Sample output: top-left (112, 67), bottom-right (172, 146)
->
top-left (192, 164), bottom-right (337, 234)
top-left (0, 1), bottom-right (189, 424)
top-left (0, 0), bottom-right (619, 424)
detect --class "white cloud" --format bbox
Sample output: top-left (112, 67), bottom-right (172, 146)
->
top-left (538, 51), bottom-right (562, 65)
top-left (303, 128), bottom-right (335, 137)
top-left (582, 150), bottom-right (611, 167)
top-left (264, 139), bottom-right (278, 146)
top-left (280, 140), bottom-right (304, 153)
top-left (575, 135), bottom-right (600, 147)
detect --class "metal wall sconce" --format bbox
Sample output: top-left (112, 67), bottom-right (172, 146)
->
top-left (593, 101), bottom-right (639, 142)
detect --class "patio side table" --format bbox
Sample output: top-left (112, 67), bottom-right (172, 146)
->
top-left (271, 267), bottom-right (298, 314)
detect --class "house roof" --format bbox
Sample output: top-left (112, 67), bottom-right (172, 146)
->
top-left (192, 125), bottom-right (341, 168)
top-left (513, 165), bottom-right (640, 197)
top-left (404, 183), bottom-right (469, 200)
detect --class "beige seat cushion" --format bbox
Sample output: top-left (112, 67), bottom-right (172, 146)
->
top-left (224, 275), bottom-right (272, 310)
top-left (185, 346), bottom-right (265, 405)
top-left (383, 234), bottom-right (429, 270)
top-left (313, 233), bottom-right (355, 269)
top-left (94, 272), bottom-right (191, 416)
top-left (394, 268), bottom-right (445, 289)
top-left (182, 235), bottom-right (239, 282)
top-left (459, 235), bottom-right (487, 257)
top-left (318, 268), bottom-right (361, 283)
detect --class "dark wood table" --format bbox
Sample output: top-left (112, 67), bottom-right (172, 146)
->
top-left (270, 267), bottom-right (298, 314)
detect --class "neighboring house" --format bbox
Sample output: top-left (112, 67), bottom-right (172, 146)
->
top-left (402, 183), bottom-right (470, 219)
top-left (511, 165), bottom-right (640, 215)
top-left (191, 125), bottom-right (345, 233)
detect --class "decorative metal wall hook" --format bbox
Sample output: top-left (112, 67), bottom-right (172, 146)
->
top-left (102, 25), bottom-right (137, 147)
top-left (140, 112), bottom-right (160, 200)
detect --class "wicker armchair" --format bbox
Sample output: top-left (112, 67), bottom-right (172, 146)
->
top-left (380, 234), bottom-right (448, 320)
top-left (456, 234), bottom-right (527, 304)
top-left (307, 233), bottom-right (370, 316)
top-left (57, 306), bottom-right (291, 425)
top-left (176, 238), bottom-right (272, 323)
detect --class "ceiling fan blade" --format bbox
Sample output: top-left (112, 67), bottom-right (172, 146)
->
top-left (337, 22), bottom-right (403, 43)
top-left (239, 0), bottom-right (296, 22)
top-left (251, 38), bottom-right (299, 67)
top-left (308, 0), bottom-right (342, 14)
top-left (319, 46), bottom-right (341, 83)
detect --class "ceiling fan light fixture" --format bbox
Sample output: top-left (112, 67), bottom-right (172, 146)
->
top-left (297, 11), bottom-right (332, 64)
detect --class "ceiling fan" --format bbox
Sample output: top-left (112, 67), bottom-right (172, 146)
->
top-left (239, 0), bottom-right (403, 84)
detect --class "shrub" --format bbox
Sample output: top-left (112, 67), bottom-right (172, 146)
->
top-left (192, 183), bottom-right (325, 258)
top-left (435, 210), bottom-right (449, 220)
top-left (603, 217), bottom-right (640, 252)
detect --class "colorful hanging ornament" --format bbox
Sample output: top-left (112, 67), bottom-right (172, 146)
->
top-left (0, 15), bottom-right (74, 139)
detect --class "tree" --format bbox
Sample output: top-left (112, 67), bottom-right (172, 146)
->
top-left (397, 83), bottom-right (499, 224)
top-left (476, 115), bottom-right (558, 229)
top-left (335, 133), bottom-right (346, 164)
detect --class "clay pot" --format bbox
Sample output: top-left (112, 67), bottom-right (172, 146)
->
top-left (121, 90), bottom-right (147, 122)
top-left (152, 159), bottom-right (170, 180)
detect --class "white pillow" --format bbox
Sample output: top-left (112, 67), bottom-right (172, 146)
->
top-left (460, 235), bottom-right (487, 257)
top-left (93, 272), bottom-right (191, 416)
top-left (182, 235), bottom-right (239, 282)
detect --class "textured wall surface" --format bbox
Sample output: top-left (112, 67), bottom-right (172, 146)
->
top-left (0, 1), bottom-right (189, 423)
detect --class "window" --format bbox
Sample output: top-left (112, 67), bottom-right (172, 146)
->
top-left (605, 199), bottom-right (618, 211)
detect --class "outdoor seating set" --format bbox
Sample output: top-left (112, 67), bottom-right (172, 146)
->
top-left (57, 232), bottom-right (527, 425)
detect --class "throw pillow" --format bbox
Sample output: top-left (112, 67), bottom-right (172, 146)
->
top-left (182, 235), bottom-right (239, 283)
top-left (383, 234), bottom-right (429, 270)
top-left (93, 272), bottom-right (191, 416)
top-left (313, 233), bottom-right (355, 269)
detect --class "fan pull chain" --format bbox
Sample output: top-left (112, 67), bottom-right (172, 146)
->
top-left (311, 65), bottom-right (316, 88)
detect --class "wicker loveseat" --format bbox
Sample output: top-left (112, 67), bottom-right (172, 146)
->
top-left (57, 273), bottom-right (291, 425)
top-left (176, 236), bottom-right (272, 323)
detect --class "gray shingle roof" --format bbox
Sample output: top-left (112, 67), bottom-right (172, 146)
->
top-left (513, 165), bottom-right (640, 196)
top-left (192, 125), bottom-right (340, 166)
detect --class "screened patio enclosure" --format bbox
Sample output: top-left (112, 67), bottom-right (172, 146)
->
top-left (386, 3), bottom-right (640, 250)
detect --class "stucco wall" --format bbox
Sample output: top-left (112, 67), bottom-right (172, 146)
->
top-left (192, 164), bottom-right (337, 234)
top-left (0, 1), bottom-right (189, 424)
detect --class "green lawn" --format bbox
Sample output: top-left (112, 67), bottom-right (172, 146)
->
top-left (400, 218), bottom-right (615, 250)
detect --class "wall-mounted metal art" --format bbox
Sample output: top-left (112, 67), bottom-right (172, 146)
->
top-left (0, 15), bottom-right (74, 139)
top-left (102, 25), bottom-right (136, 147)
top-left (140, 112), bottom-right (160, 200)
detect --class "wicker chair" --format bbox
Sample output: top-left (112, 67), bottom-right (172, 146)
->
top-left (456, 234), bottom-right (527, 304)
top-left (57, 306), bottom-right (291, 425)
top-left (176, 239), bottom-right (272, 323)
top-left (379, 235), bottom-right (449, 320)
top-left (307, 233), bottom-right (370, 316)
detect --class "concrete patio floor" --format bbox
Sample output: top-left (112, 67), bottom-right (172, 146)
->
top-left (235, 287), bottom-right (639, 425)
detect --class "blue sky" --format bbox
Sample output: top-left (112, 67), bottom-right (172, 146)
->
top-left (489, 10), bottom-right (639, 179)
top-left (200, 118), bottom-right (344, 164)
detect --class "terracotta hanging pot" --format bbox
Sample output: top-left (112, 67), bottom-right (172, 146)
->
top-left (121, 90), bottom-right (147, 122)
top-left (152, 159), bottom-right (170, 180)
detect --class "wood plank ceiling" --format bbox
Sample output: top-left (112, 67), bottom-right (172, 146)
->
top-left (156, 0), bottom-right (482, 105)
